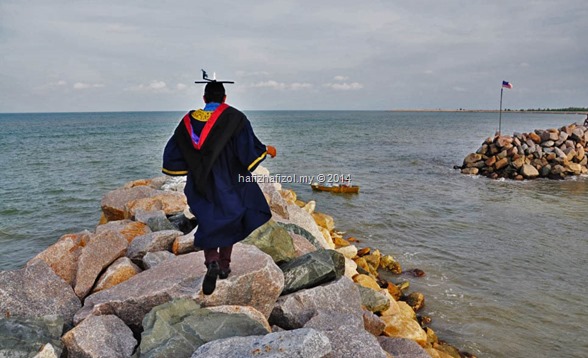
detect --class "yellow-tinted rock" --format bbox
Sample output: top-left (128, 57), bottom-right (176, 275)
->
top-left (301, 200), bottom-right (315, 214)
top-left (494, 157), bottom-right (509, 170)
top-left (126, 191), bottom-right (187, 218)
top-left (93, 257), bottom-right (141, 293)
top-left (318, 227), bottom-right (335, 249)
top-left (295, 199), bottom-right (307, 208)
top-left (354, 257), bottom-right (378, 277)
top-left (357, 247), bottom-right (371, 257)
top-left (96, 220), bottom-right (151, 244)
top-left (363, 250), bottom-right (381, 271)
top-left (380, 255), bottom-right (402, 274)
top-left (279, 189), bottom-right (297, 204)
top-left (353, 274), bottom-right (381, 290)
top-left (336, 245), bottom-right (358, 259)
top-left (386, 282), bottom-right (402, 301)
top-left (380, 291), bottom-right (400, 316)
top-left (333, 235), bottom-right (351, 247)
top-left (344, 257), bottom-right (358, 279)
top-left (312, 212), bottom-right (335, 231)
top-left (381, 301), bottom-right (427, 347)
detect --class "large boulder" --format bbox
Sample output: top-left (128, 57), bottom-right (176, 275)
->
top-left (101, 186), bottom-right (160, 221)
top-left (380, 301), bottom-right (428, 347)
top-left (290, 233), bottom-right (317, 257)
top-left (0, 316), bottom-right (64, 357)
top-left (92, 257), bottom-right (142, 293)
top-left (279, 249), bottom-right (345, 295)
top-left (0, 260), bottom-right (80, 326)
top-left (191, 328), bottom-right (332, 358)
top-left (311, 211), bottom-right (335, 231)
top-left (134, 209), bottom-right (176, 232)
top-left (304, 311), bottom-right (387, 358)
top-left (62, 315), bottom-right (136, 358)
top-left (275, 222), bottom-right (323, 250)
top-left (378, 336), bottom-right (431, 358)
top-left (269, 276), bottom-right (362, 330)
top-left (126, 191), bottom-right (187, 218)
top-left (95, 220), bottom-right (151, 243)
top-left (126, 230), bottom-right (183, 264)
top-left (138, 299), bottom-right (269, 358)
top-left (74, 230), bottom-right (128, 299)
top-left (27, 231), bottom-right (91, 287)
top-left (242, 220), bottom-right (297, 264)
top-left (74, 244), bottom-right (283, 329)
top-left (142, 251), bottom-right (176, 270)
top-left (275, 204), bottom-right (331, 249)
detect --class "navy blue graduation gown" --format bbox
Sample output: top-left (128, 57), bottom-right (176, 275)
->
top-left (162, 105), bottom-right (271, 249)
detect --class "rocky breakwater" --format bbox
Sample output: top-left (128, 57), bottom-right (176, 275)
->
top-left (1, 166), bottom-right (472, 358)
top-left (460, 122), bottom-right (588, 179)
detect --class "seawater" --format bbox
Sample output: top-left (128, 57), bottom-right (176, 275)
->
top-left (0, 110), bottom-right (587, 357)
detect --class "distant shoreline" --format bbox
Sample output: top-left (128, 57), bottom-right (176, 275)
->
top-left (389, 109), bottom-right (588, 115)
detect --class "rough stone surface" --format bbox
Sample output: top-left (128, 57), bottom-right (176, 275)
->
top-left (0, 316), bottom-right (64, 358)
top-left (311, 211), bottom-right (335, 231)
top-left (0, 260), bottom-right (80, 326)
top-left (191, 328), bottom-right (332, 358)
top-left (275, 222), bottom-right (323, 250)
top-left (335, 245), bottom-right (358, 259)
top-left (363, 309), bottom-right (386, 336)
top-left (206, 305), bottom-right (272, 332)
top-left (95, 220), bottom-right (151, 243)
top-left (74, 230), bottom-right (128, 298)
top-left (242, 220), bottom-right (297, 264)
top-left (281, 203), bottom-right (330, 249)
top-left (289, 233), bottom-right (317, 257)
top-left (304, 311), bottom-right (387, 358)
top-left (32, 343), bottom-right (60, 358)
top-left (279, 249), bottom-right (345, 295)
top-left (521, 163), bottom-right (539, 178)
top-left (134, 209), bottom-right (176, 231)
top-left (269, 276), bottom-right (362, 330)
top-left (75, 243), bottom-right (283, 328)
top-left (126, 230), bottom-right (183, 264)
top-left (142, 250), bottom-right (176, 269)
top-left (126, 190), bottom-right (187, 218)
top-left (172, 227), bottom-right (197, 254)
top-left (381, 301), bottom-right (428, 347)
top-left (139, 299), bottom-right (269, 358)
top-left (378, 336), bottom-right (431, 358)
top-left (27, 230), bottom-right (91, 287)
top-left (357, 285), bottom-right (391, 313)
top-left (93, 257), bottom-right (142, 293)
top-left (101, 186), bottom-right (159, 221)
top-left (62, 315), bottom-right (136, 358)
top-left (168, 212), bottom-right (197, 234)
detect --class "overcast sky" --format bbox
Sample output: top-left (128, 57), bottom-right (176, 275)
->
top-left (1, 0), bottom-right (587, 112)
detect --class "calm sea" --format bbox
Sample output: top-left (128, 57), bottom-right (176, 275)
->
top-left (1, 110), bottom-right (587, 357)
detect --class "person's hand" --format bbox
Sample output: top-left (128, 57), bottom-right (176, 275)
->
top-left (266, 145), bottom-right (277, 158)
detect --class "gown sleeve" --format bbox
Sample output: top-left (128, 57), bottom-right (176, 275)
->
top-left (162, 135), bottom-right (189, 176)
top-left (235, 119), bottom-right (268, 172)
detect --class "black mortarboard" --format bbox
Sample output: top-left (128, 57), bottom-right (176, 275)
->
top-left (194, 69), bottom-right (234, 84)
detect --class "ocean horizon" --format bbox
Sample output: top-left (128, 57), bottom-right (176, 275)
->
top-left (1, 110), bottom-right (587, 357)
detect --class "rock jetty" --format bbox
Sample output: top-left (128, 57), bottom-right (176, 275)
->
top-left (460, 122), bottom-right (588, 179)
top-left (0, 166), bottom-right (473, 358)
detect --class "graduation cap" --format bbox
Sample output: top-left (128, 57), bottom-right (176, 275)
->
top-left (194, 69), bottom-right (234, 84)
top-left (195, 69), bottom-right (234, 98)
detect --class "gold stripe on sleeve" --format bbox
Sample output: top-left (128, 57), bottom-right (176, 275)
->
top-left (162, 168), bottom-right (189, 176)
top-left (247, 151), bottom-right (267, 171)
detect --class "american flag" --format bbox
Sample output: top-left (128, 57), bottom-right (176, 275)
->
top-left (502, 81), bottom-right (513, 89)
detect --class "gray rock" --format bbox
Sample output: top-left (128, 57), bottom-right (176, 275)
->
top-left (32, 343), bottom-right (60, 358)
top-left (0, 260), bottom-right (80, 326)
top-left (279, 249), bottom-right (345, 295)
top-left (269, 276), bottom-right (362, 330)
top-left (134, 209), bottom-right (176, 232)
top-left (356, 285), bottom-right (391, 313)
top-left (377, 336), bottom-right (430, 358)
top-left (363, 309), bottom-right (386, 336)
top-left (74, 230), bottom-right (128, 298)
top-left (126, 230), bottom-right (183, 264)
top-left (305, 313), bottom-right (386, 358)
top-left (0, 316), bottom-right (64, 358)
top-left (139, 299), bottom-right (269, 358)
top-left (75, 243), bottom-right (283, 329)
top-left (275, 222), bottom-right (323, 250)
top-left (168, 212), bottom-right (197, 235)
top-left (243, 220), bottom-right (297, 264)
top-left (62, 315), bottom-right (136, 358)
top-left (290, 233), bottom-right (317, 257)
top-left (520, 164), bottom-right (539, 179)
top-left (142, 251), bottom-right (176, 269)
top-left (191, 328), bottom-right (332, 358)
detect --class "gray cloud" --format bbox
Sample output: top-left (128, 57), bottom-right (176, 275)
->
top-left (1, 0), bottom-right (586, 112)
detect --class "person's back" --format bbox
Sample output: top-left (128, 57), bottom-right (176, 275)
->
top-left (162, 78), bottom-right (276, 295)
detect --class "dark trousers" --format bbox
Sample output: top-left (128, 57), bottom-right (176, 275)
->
top-left (204, 245), bottom-right (233, 270)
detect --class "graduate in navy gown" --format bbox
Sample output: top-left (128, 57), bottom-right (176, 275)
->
top-left (162, 78), bottom-right (276, 295)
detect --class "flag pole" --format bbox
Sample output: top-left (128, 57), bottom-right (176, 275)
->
top-left (498, 86), bottom-right (504, 135)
